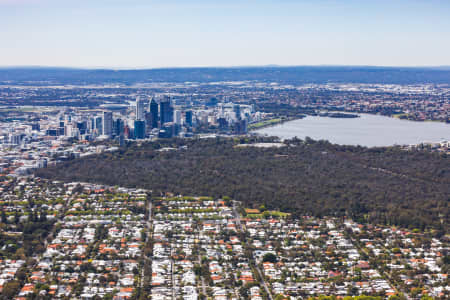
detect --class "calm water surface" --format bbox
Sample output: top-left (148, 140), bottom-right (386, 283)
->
top-left (255, 114), bottom-right (450, 147)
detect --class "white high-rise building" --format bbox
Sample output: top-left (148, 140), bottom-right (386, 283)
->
top-left (9, 134), bottom-right (22, 145)
top-left (136, 96), bottom-right (145, 121)
top-left (102, 111), bottom-right (113, 137)
top-left (174, 110), bottom-right (182, 125)
top-left (65, 124), bottom-right (74, 137)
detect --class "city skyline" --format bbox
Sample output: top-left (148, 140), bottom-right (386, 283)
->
top-left (1, 0), bottom-right (450, 68)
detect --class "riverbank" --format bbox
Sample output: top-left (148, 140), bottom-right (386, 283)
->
top-left (253, 113), bottom-right (450, 147)
top-left (248, 115), bottom-right (305, 131)
top-left (317, 112), bottom-right (359, 118)
top-left (391, 113), bottom-right (449, 123)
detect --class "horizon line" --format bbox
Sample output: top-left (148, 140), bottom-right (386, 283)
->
top-left (1, 64), bottom-right (450, 71)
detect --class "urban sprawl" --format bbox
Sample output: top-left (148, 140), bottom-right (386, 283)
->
top-left (0, 95), bottom-right (261, 177)
top-left (0, 178), bottom-right (448, 299)
top-left (1, 81), bottom-right (449, 177)
top-left (0, 80), bottom-right (448, 299)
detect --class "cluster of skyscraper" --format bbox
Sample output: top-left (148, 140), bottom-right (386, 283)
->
top-left (35, 95), bottom-right (258, 146)
top-left (136, 96), bottom-right (193, 139)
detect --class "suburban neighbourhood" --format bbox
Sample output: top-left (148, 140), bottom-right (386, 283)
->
top-left (0, 178), bottom-right (447, 299)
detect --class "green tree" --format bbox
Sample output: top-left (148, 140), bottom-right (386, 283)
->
top-left (262, 253), bottom-right (277, 263)
top-left (1, 280), bottom-right (21, 299)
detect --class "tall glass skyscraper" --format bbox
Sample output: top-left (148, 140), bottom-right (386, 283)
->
top-left (102, 111), bottom-right (113, 137)
top-left (150, 98), bottom-right (159, 128)
top-left (136, 97), bottom-right (145, 121)
top-left (134, 120), bottom-right (146, 139)
top-left (160, 98), bottom-right (173, 125)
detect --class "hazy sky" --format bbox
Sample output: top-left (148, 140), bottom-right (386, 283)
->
top-left (1, 0), bottom-right (450, 68)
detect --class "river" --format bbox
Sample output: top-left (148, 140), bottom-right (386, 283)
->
top-left (254, 114), bottom-right (450, 147)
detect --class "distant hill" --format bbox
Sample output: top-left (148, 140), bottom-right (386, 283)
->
top-left (1, 66), bottom-right (450, 85)
top-left (36, 137), bottom-right (449, 230)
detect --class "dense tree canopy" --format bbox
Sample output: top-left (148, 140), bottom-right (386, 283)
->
top-left (36, 137), bottom-right (449, 229)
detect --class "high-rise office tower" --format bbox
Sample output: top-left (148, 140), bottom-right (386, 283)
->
top-left (160, 97), bottom-right (173, 125)
top-left (136, 96), bottom-right (145, 121)
top-left (114, 118), bottom-right (124, 136)
top-left (76, 121), bottom-right (87, 135)
top-left (89, 118), bottom-right (95, 132)
top-left (95, 116), bottom-right (103, 135)
top-left (174, 110), bottom-right (182, 125)
top-left (58, 121), bottom-right (65, 136)
top-left (134, 120), bottom-right (146, 139)
top-left (234, 104), bottom-right (241, 120)
top-left (102, 111), bottom-right (113, 137)
top-left (233, 119), bottom-right (248, 135)
top-left (150, 98), bottom-right (159, 128)
top-left (185, 110), bottom-right (193, 127)
top-left (218, 117), bottom-right (228, 130)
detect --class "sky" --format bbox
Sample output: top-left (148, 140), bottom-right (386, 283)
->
top-left (1, 0), bottom-right (450, 68)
